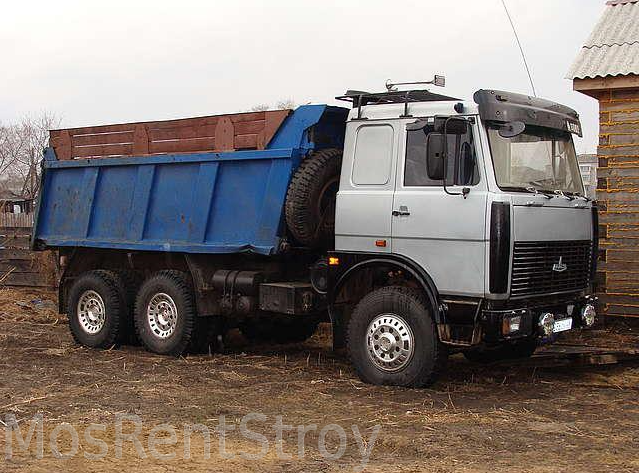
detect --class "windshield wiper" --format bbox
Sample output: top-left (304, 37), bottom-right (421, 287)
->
top-left (500, 186), bottom-right (553, 198)
top-left (533, 188), bottom-right (555, 199)
top-left (524, 182), bottom-right (556, 199)
top-left (554, 190), bottom-right (574, 201)
top-left (567, 191), bottom-right (591, 202)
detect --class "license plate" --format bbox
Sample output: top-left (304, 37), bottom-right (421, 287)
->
top-left (553, 318), bottom-right (573, 333)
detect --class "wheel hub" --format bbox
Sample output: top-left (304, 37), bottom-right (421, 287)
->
top-left (378, 333), bottom-right (396, 352)
top-left (366, 313), bottom-right (414, 372)
top-left (77, 290), bottom-right (106, 335)
top-left (147, 293), bottom-right (178, 339)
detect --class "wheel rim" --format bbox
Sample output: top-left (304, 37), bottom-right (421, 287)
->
top-left (77, 290), bottom-right (106, 335)
top-left (366, 313), bottom-right (415, 372)
top-left (147, 293), bottom-right (178, 339)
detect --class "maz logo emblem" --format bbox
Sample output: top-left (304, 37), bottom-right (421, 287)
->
top-left (552, 256), bottom-right (567, 273)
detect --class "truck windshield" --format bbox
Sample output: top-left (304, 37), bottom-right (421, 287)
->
top-left (487, 124), bottom-right (584, 195)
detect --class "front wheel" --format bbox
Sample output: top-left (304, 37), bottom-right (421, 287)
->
top-left (347, 286), bottom-right (447, 387)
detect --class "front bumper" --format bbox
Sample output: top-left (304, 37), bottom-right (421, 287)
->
top-left (480, 295), bottom-right (597, 343)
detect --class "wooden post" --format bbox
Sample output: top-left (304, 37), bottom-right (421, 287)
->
top-left (133, 124), bottom-right (150, 155)
top-left (215, 116), bottom-right (235, 152)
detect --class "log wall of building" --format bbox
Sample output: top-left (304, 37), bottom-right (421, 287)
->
top-left (596, 87), bottom-right (639, 317)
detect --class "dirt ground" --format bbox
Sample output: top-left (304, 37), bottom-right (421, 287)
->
top-left (1, 287), bottom-right (639, 473)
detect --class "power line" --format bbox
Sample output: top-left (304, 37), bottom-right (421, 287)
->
top-left (501, 0), bottom-right (537, 97)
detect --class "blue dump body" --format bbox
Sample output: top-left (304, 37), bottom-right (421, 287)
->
top-left (33, 105), bottom-right (348, 256)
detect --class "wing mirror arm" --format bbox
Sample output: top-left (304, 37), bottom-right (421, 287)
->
top-left (442, 117), bottom-right (466, 198)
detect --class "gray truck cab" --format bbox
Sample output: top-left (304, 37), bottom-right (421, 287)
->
top-left (328, 87), bottom-right (596, 386)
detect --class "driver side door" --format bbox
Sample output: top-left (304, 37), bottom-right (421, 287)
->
top-left (391, 118), bottom-right (488, 297)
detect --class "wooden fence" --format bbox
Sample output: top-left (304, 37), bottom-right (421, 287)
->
top-left (0, 248), bottom-right (57, 288)
top-left (1, 218), bottom-right (57, 288)
top-left (0, 212), bottom-right (34, 228)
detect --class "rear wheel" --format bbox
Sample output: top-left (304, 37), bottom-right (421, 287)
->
top-left (134, 270), bottom-right (196, 356)
top-left (94, 270), bottom-right (141, 345)
top-left (116, 270), bottom-right (144, 345)
top-left (347, 286), bottom-right (447, 387)
top-left (67, 271), bottom-right (122, 349)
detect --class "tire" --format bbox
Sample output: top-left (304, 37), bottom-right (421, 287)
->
top-left (347, 286), bottom-right (447, 387)
top-left (463, 339), bottom-right (537, 364)
top-left (134, 270), bottom-right (196, 356)
top-left (285, 148), bottom-right (342, 248)
top-left (95, 270), bottom-right (141, 345)
top-left (239, 317), bottom-right (319, 344)
top-left (119, 270), bottom-right (144, 344)
top-left (67, 271), bottom-right (123, 349)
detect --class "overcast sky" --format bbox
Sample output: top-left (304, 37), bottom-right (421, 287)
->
top-left (0, 0), bottom-right (605, 153)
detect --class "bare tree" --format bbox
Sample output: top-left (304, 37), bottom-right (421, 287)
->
top-left (249, 99), bottom-right (297, 112)
top-left (0, 113), bottom-right (60, 199)
top-left (0, 123), bottom-right (19, 179)
top-left (275, 99), bottom-right (296, 109)
top-left (250, 104), bottom-right (270, 112)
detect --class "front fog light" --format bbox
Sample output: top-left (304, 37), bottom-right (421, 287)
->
top-left (502, 315), bottom-right (522, 335)
top-left (581, 304), bottom-right (596, 327)
top-left (539, 313), bottom-right (554, 336)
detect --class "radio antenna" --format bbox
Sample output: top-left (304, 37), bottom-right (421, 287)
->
top-left (500, 0), bottom-right (537, 97)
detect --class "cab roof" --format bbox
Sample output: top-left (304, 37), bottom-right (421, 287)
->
top-left (335, 89), bottom-right (459, 107)
top-left (337, 88), bottom-right (470, 121)
top-left (337, 88), bottom-right (580, 137)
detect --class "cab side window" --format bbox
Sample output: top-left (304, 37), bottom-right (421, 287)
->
top-left (352, 124), bottom-right (394, 185)
top-left (404, 124), bottom-right (479, 187)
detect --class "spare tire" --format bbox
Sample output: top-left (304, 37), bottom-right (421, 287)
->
top-left (285, 148), bottom-right (342, 248)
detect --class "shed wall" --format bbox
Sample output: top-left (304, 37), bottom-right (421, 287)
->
top-left (596, 87), bottom-right (639, 317)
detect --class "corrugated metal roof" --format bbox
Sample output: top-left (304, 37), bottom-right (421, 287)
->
top-left (584, 1), bottom-right (639, 47)
top-left (567, 0), bottom-right (639, 79)
top-left (606, 0), bottom-right (638, 6)
top-left (568, 43), bottom-right (639, 79)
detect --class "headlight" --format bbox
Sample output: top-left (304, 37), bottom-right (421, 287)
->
top-left (539, 313), bottom-right (554, 336)
top-left (581, 304), bottom-right (596, 327)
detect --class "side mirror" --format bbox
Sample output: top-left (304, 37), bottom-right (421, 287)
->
top-left (459, 141), bottom-right (476, 185)
top-left (426, 133), bottom-right (445, 180)
top-left (498, 121), bottom-right (525, 138)
top-left (434, 117), bottom-right (469, 134)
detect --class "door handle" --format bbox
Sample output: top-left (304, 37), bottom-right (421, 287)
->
top-left (392, 206), bottom-right (410, 216)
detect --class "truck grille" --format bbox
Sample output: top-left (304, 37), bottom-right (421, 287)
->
top-left (510, 241), bottom-right (592, 297)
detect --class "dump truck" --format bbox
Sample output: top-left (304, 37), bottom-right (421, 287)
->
top-left (32, 79), bottom-right (599, 387)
